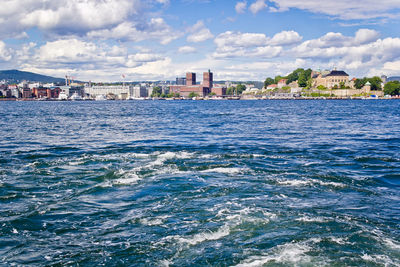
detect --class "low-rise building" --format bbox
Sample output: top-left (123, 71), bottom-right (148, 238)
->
top-left (84, 85), bottom-right (133, 100)
top-left (277, 79), bottom-right (288, 88)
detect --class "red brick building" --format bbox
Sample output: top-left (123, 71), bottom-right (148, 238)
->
top-left (170, 70), bottom-right (225, 97)
top-left (32, 87), bottom-right (61, 99)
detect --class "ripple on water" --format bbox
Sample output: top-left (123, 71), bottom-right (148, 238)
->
top-left (1, 100), bottom-right (399, 265)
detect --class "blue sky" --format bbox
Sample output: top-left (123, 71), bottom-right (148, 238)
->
top-left (0, 0), bottom-right (399, 82)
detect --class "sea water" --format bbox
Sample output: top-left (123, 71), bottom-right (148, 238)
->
top-left (0, 100), bottom-right (399, 266)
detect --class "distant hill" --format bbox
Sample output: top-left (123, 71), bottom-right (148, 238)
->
top-left (388, 76), bottom-right (400, 82)
top-left (0, 70), bottom-right (66, 84)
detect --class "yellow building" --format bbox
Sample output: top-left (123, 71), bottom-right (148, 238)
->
top-left (313, 70), bottom-right (350, 89)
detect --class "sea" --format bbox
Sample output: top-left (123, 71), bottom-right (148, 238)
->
top-left (0, 100), bottom-right (399, 266)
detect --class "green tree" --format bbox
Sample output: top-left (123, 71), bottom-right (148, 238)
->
top-left (226, 87), bottom-right (235, 95)
top-left (368, 76), bottom-right (382, 90)
top-left (274, 75), bottom-right (285, 84)
top-left (236, 84), bottom-right (246, 95)
top-left (188, 92), bottom-right (199, 98)
top-left (384, 81), bottom-right (400, 96)
top-left (209, 92), bottom-right (216, 96)
top-left (317, 85), bottom-right (327, 90)
top-left (298, 72), bottom-right (307, 87)
top-left (305, 78), bottom-right (313, 89)
top-left (286, 68), bottom-right (304, 84)
top-left (151, 86), bottom-right (162, 97)
top-left (355, 78), bottom-right (364, 89)
top-left (264, 78), bottom-right (274, 88)
top-left (339, 81), bottom-right (346, 89)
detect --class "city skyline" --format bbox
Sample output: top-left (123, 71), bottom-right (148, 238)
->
top-left (0, 0), bottom-right (399, 82)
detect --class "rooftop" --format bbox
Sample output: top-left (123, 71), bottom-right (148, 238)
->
top-left (325, 70), bottom-right (349, 77)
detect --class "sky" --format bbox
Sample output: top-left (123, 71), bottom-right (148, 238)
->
top-left (0, 0), bottom-right (400, 82)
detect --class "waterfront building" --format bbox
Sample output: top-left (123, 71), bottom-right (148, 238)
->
top-left (211, 85), bottom-right (226, 96)
top-left (186, 72), bottom-right (196, 86)
top-left (22, 88), bottom-right (32, 98)
top-left (130, 85), bottom-right (148, 98)
top-left (32, 87), bottom-right (49, 98)
top-left (313, 70), bottom-right (350, 89)
top-left (170, 70), bottom-right (226, 97)
top-left (84, 85), bottom-right (133, 100)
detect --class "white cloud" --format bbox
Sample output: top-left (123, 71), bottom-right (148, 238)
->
top-left (187, 21), bottom-right (214, 43)
top-left (213, 31), bottom-right (282, 59)
top-left (17, 38), bottom-right (168, 81)
top-left (214, 31), bottom-right (269, 48)
top-left (269, 0), bottom-right (400, 20)
top-left (235, 1), bottom-right (247, 14)
top-left (21, 0), bottom-right (140, 35)
top-left (354, 29), bottom-right (380, 45)
top-left (249, 0), bottom-right (268, 14)
top-left (288, 30), bottom-right (400, 77)
top-left (0, 41), bottom-right (12, 61)
top-left (213, 30), bottom-right (302, 59)
top-left (87, 18), bottom-right (180, 44)
top-left (0, 0), bottom-right (178, 45)
top-left (178, 46), bottom-right (196, 54)
top-left (270, 30), bottom-right (302, 46)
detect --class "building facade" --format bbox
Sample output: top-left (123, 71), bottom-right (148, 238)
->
top-left (84, 85), bottom-right (133, 99)
top-left (170, 70), bottom-right (225, 97)
top-left (313, 70), bottom-right (350, 88)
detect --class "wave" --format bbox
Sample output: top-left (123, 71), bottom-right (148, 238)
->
top-left (200, 167), bottom-right (243, 174)
top-left (277, 178), bottom-right (346, 188)
top-left (295, 216), bottom-right (330, 223)
top-left (113, 169), bottom-right (141, 185)
top-left (234, 242), bottom-right (313, 267)
top-left (175, 225), bottom-right (230, 246)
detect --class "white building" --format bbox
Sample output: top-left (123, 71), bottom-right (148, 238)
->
top-left (130, 85), bottom-right (148, 98)
top-left (28, 83), bottom-right (41, 89)
top-left (84, 85), bottom-right (132, 99)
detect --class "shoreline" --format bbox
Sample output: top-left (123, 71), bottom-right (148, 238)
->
top-left (1, 97), bottom-right (399, 101)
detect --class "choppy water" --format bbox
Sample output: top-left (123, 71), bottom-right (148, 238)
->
top-left (0, 100), bottom-right (399, 266)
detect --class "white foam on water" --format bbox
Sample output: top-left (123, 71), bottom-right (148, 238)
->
top-left (12, 228), bottom-right (18, 234)
top-left (277, 179), bottom-right (311, 186)
top-left (200, 167), bottom-right (243, 174)
top-left (277, 178), bottom-right (346, 188)
top-left (44, 255), bottom-right (52, 261)
top-left (216, 205), bottom-right (277, 228)
top-left (199, 154), bottom-right (214, 159)
top-left (159, 259), bottom-right (173, 267)
top-left (140, 215), bottom-right (169, 226)
top-left (328, 236), bottom-right (349, 245)
top-left (113, 169), bottom-right (141, 185)
top-left (125, 153), bottom-right (151, 159)
top-left (369, 229), bottom-right (400, 251)
top-left (25, 161), bottom-right (39, 168)
top-left (150, 151), bottom-right (195, 166)
top-left (234, 242), bottom-right (313, 267)
top-left (317, 180), bottom-right (347, 188)
top-left (68, 160), bottom-right (85, 166)
top-left (361, 253), bottom-right (397, 266)
top-left (175, 225), bottom-right (230, 246)
top-left (383, 237), bottom-right (400, 250)
top-left (295, 216), bottom-right (329, 223)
